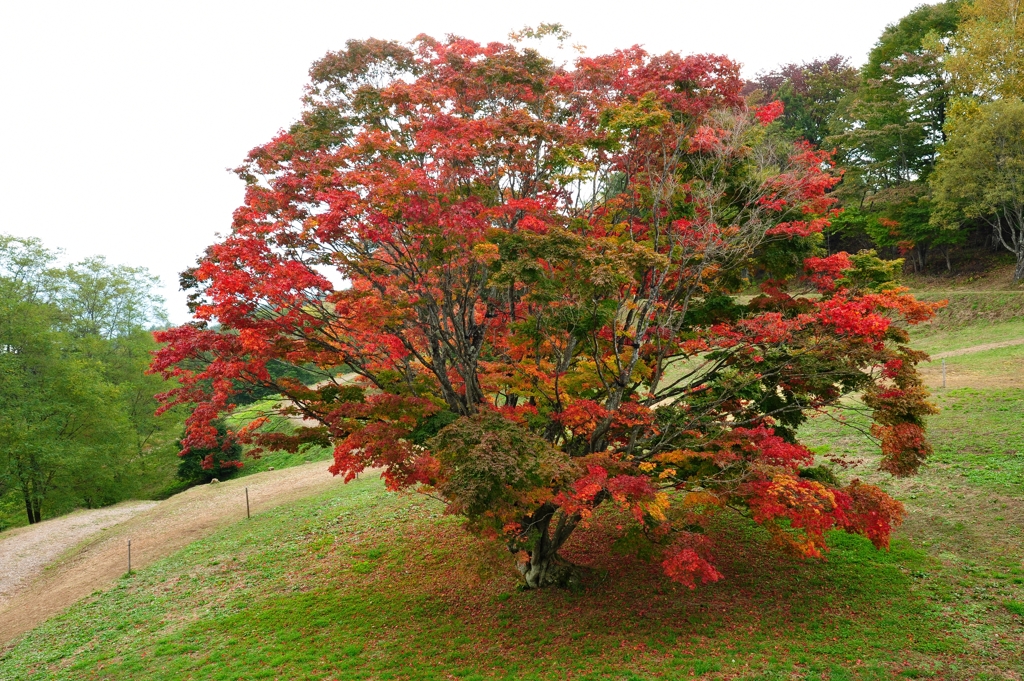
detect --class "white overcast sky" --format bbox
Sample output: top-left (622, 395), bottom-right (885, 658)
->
top-left (1, 0), bottom-right (933, 323)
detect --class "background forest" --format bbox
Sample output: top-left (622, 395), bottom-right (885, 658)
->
top-left (750, 0), bottom-right (1024, 280)
top-left (0, 235), bottom-right (182, 529)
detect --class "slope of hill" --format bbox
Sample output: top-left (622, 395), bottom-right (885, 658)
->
top-left (2, 282), bottom-right (1023, 679)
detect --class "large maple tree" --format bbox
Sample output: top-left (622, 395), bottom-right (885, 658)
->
top-left (153, 35), bottom-right (938, 588)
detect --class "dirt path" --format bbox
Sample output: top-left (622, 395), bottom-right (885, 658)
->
top-left (0, 461), bottom-right (345, 646)
top-left (930, 338), bottom-right (1024, 359)
top-left (0, 501), bottom-right (158, 608)
top-left (916, 290), bottom-right (1024, 294)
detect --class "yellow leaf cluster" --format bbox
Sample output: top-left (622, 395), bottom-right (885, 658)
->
top-left (653, 449), bottom-right (699, 464)
top-left (645, 492), bottom-right (671, 522)
top-left (947, 0), bottom-right (1024, 102)
top-left (682, 491), bottom-right (722, 509)
top-left (769, 475), bottom-right (835, 514)
top-left (471, 242), bottom-right (500, 264)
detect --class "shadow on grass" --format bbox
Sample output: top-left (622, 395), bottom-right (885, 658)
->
top-left (99, 523), bottom-right (955, 678)
top-left (3, 479), bottom-right (961, 681)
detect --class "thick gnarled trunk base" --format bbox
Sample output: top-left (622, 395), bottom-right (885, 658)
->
top-left (516, 552), bottom-right (583, 590)
top-left (513, 504), bottom-right (586, 589)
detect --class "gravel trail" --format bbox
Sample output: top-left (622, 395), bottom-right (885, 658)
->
top-left (0, 501), bottom-right (158, 609)
top-left (0, 461), bottom-right (344, 646)
top-left (930, 338), bottom-right (1024, 359)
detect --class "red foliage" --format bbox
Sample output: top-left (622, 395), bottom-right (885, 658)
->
top-left (553, 465), bottom-right (610, 520)
top-left (754, 100), bottom-right (785, 126)
top-left (662, 534), bottom-right (723, 589)
top-left (836, 480), bottom-right (906, 549)
top-left (150, 34), bottom-right (937, 588)
top-left (663, 548), bottom-right (723, 588)
top-left (873, 422), bottom-right (932, 477)
top-left (745, 476), bottom-right (844, 558)
top-left (732, 426), bottom-right (815, 469)
top-left (555, 400), bottom-right (610, 439)
top-left (803, 252), bottom-right (853, 293)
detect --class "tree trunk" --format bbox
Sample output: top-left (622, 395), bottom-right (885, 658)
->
top-left (1015, 251), bottom-right (1024, 281)
top-left (513, 505), bottom-right (584, 589)
top-left (517, 551), bottom-right (581, 589)
top-left (24, 491), bottom-right (36, 525)
top-left (19, 477), bottom-right (41, 524)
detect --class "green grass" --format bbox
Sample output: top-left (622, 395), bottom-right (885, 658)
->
top-left (926, 343), bottom-right (1024, 387)
top-left (222, 397), bottom-right (289, 432)
top-left (796, 386), bottom-right (1024, 677)
top-left (235, 445), bottom-right (334, 478)
top-left (220, 396), bottom-right (334, 477)
top-left (0, 475), bottom-right (965, 680)
top-left (915, 290), bottom-right (1024, 329)
top-left (929, 388), bottom-right (1024, 488)
top-left (910, 316), bottom-right (1024, 354)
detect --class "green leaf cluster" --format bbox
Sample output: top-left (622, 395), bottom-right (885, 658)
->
top-left (0, 235), bottom-right (182, 528)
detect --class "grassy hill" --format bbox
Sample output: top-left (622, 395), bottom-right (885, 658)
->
top-left (0, 478), bottom-right (967, 680)
top-left (2, 273), bottom-right (1023, 680)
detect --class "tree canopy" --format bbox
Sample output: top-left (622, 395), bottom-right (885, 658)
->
top-left (947, 0), bottom-right (1024, 101)
top-left (931, 98), bottom-right (1024, 279)
top-left (153, 35), bottom-right (938, 588)
top-left (749, 2), bottom-right (976, 273)
top-left (751, 56), bottom-right (859, 147)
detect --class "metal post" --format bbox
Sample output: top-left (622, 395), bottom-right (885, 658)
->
top-left (245, 487), bottom-right (250, 519)
top-left (942, 359), bottom-right (946, 389)
top-left (127, 538), bottom-right (131, 574)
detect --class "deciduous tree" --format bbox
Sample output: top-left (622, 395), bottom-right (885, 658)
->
top-left (931, 98), bottom-right (1024, 279)
top-left (0, 295), bottom-right (132, 523)
top-left (154, 35), bottom-right (939, 588)
top-left (751, 56), bottom-right (859, 147)
top-left (175, 419), bottom-right (243, 484)
top-left (947, 0), bottom-right (1024, 101)
top-left (829, 1), bottom-right (960, 195)
top-left (818, 2), bottom-right (964, 270)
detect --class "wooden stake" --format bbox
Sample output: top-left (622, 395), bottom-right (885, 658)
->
top-left (127, 538), bottom-right (132, 575)
top-left (942, 359), bottom-right (946, 389)
top-left (245, 487), bottom-right (250, 519)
